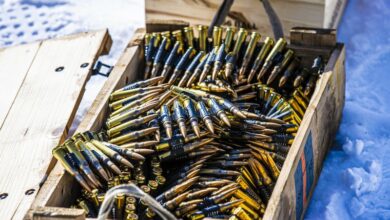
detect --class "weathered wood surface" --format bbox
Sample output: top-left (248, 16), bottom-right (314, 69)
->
top-left (30, 26), bottom-right (345, 220)
top-left (28, 29), bottom-right (145, 220)
top-left (32, 207), bottom-right (85, 220)
top-left (0, 43), bottom-right (40, 130)
top-left (263, 43), bottom-right (345, 220)
top-left (146, 20), bottom-right (189, 33)
top-left (324, 0), bottom-right (347, 29)
top-left (145, 0), bottom-right (346, 38)
top-left (0, 30), bottom-right (111, 220)
top-left (290, 27), bottom-right (337, 48)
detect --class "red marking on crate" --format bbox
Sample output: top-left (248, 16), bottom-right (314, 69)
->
top-left (294, 132), bottom-right (314, 219)
top-left (301, 153), bottom-right (307, 205)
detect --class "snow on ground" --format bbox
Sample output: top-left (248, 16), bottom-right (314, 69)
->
top-left (0, 0), bottom-right (145, 134)
top-left (306, 0), bottom-right (390, 219)
top-left (1, 0), bottom-right (390, 219)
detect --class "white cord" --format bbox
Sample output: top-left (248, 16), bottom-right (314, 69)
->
top-left (97, 184), bottom-right (177, 220)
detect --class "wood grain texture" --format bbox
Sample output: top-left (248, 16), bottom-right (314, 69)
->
top-left (32, 207), bottom-right (85, 220)
top-left (290, 27), bottom-right (337, 48)
top-left (263, 43), bottom-right (345, 220)
top-left (324, 0), bottom-right (347, 28)
top-left (146, 19), bottom-right (189, 33)
top-left (145, 0), bottom-right (335, 38)
top-left (0, 30), bottom-right (111, 220)
top-left (0, 43), bottom-right (41, 130)
top-left (28, 30), bottom-right (145, 219)
top-left (77, 31), bottom-right (144, 133)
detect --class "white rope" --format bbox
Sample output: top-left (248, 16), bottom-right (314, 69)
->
top-left (97, 184), bottom-right (177, 220)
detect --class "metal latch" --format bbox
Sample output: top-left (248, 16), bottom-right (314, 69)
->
top-left (92, 61), bottom-right (113, 77)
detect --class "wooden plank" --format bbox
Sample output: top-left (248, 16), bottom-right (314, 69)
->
top-left (78, 30), bottom-right (144, 133)
top-left (0, 30), bottom-right (112, 220)
top-left (145, 0), bottom-right (326, 38)
top-left (32, 207), bottom-right (85, 220)
top-left (0, 43), bottom-right (41, 130)
top-left (290, 27), bottom-right (337, 48)
top-left (287, 0), bottom-right (324, 5)
top-left (289, 27), bottom-right (336, 66)
top-left (28, 30), bottom-right (145, 217)
top-left (324, 0), bottom-right (347, 28)
top-left (263, 44), bottom-right (345, 220)
top-left (146, 20), bottom-right (190, 33)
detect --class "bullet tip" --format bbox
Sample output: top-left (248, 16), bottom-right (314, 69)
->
top-left (221, 115), bottom-right (231, 127)
top-left (193, 126), bottom-right (201, 138)
top-left (121, 158), bottom-right (134, 168)
top-left (179, 123), bottom-right (187, 138)
top-left (130, 152), bottom-right (145, 161)
top-left (279, 77), bottom-right (287, 87)
top-left (205, 121), bottom-right (215, 134)
top-left (294, 77), bottom-right (302, 87)
top-left (111, 164), bottom-right (122, 175)
top-left (235, 110), bottom-right (247, 119)
top-left (98, 168), bottom-right (110, 181)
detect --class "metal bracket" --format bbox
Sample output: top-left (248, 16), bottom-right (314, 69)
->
top-left (92, 61), bottom-right (113, 77)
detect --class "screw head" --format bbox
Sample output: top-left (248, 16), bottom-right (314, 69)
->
top-left (55, 66), bottom-right (64, 72)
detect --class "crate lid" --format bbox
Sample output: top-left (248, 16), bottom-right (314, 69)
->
top-left (0, 30), bottom-right (111, 219)
top-left (145, 0), bottom-right (346, 38)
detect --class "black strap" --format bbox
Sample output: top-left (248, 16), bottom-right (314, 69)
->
top-left (208, 0), bottom-right (235, 37)
top-left (208, 0), bottom-right (284, 39)
top-left (261, 0), bottom-right (284, 39)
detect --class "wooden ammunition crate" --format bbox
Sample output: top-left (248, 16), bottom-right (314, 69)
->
top-left (27, 21), bottom-right (345, 220)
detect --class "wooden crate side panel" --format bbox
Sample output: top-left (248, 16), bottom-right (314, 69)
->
top-left (313, 44), bottom-right (345, 171)
top-left (29, 34), bottom-right (144, 217)
top-left (300, 44), bottom-right (345, 219)
top-left (264, 103), bottom-right (317, 220)
top-left (146, 20), bottom-right (190, 33)
top-left (78, 46), bottom-right (143, 132)
top-left (35, 168), bottom-right (78, 210)
top-left (325, 44), bottom-right (345, 119)
top-left (145, 0), bottom-right (325, 38)
top-left (78, 30), bottom-right (144, 132)
top-left (0, 42), bottom-right (41, 130)
top-left (264, 45), bottom-right (345, 220)
top-left (32, 207), bottom-right (85, 220)
top-left (290, 27), bottom-right (337, 48)
top-left (0, 30), bottom-right (111, 220)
